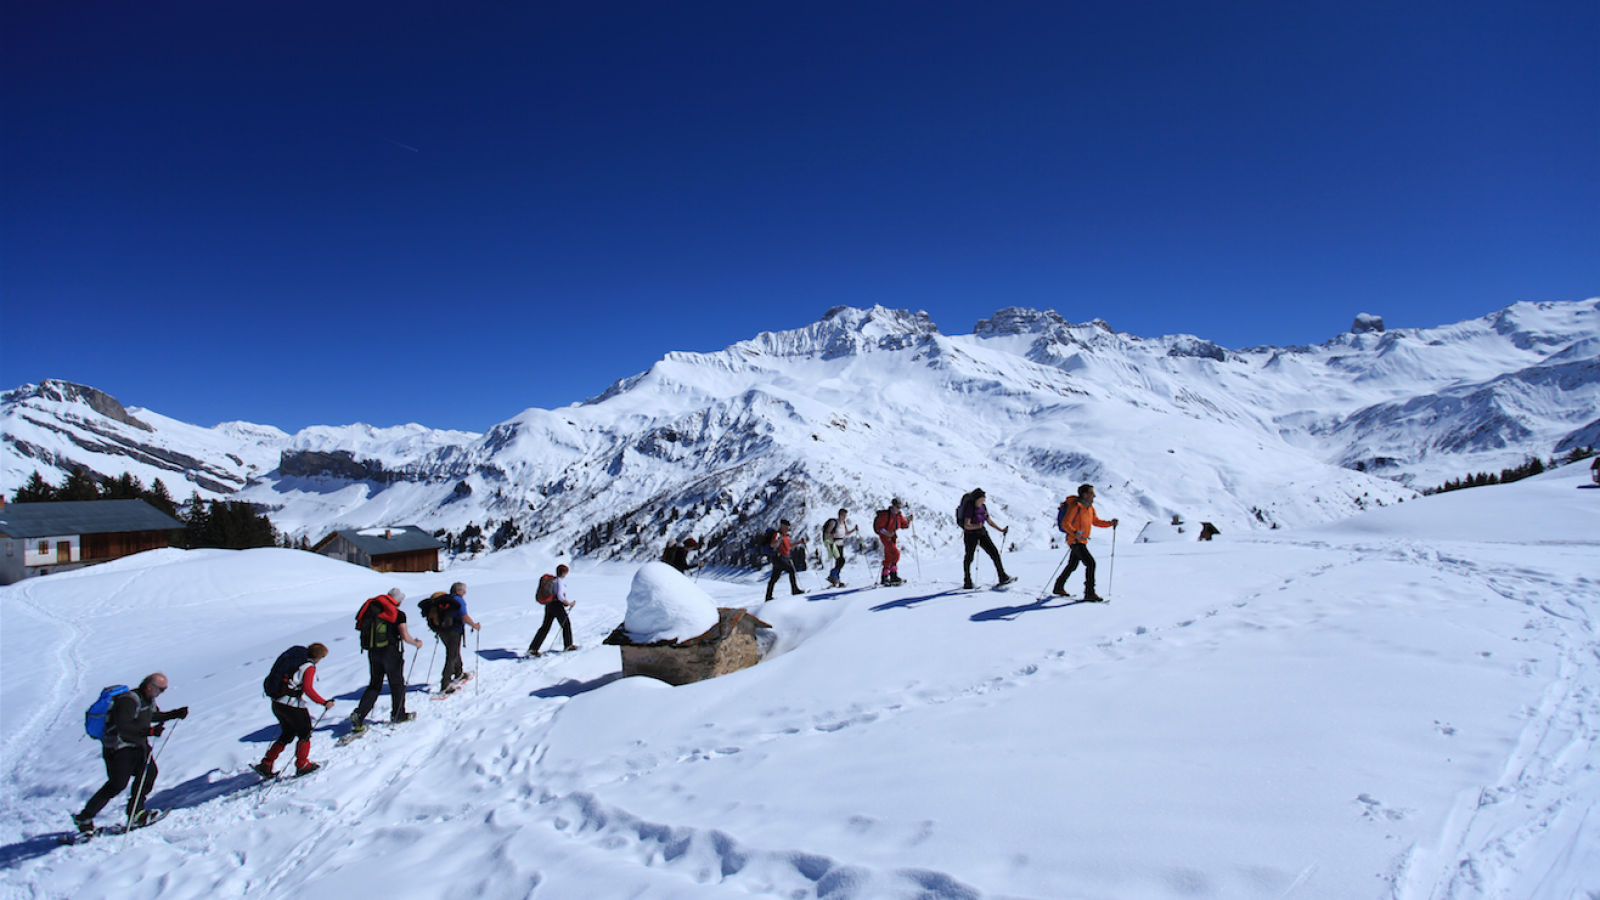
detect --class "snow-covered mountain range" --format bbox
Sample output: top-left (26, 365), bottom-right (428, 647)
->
top-left (3, 298), bottom-right (1596, 557)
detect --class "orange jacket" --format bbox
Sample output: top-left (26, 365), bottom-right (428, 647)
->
top-left (1058, 498), bottom-right (1112, 545)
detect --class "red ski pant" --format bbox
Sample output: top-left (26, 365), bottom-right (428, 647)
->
top-left (879, 536), bottom-right (900, 573)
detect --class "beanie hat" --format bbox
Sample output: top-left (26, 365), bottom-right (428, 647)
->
top-left (388, 587), bottom-right (407, 603)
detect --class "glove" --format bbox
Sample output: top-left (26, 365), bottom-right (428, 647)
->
top-left (151, 723), bottom-right (165, 737)
top-left (171, 706), bottom-right (190, 720)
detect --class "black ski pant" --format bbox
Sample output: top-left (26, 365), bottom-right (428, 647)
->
top-left (270, 701), bottom-right (314, 743)
top-left (1055, 543), bottom-right (1098, 596)
top-left (766, 554), bottom-right (801, 600)
top-left (80, 745), bottom-right (156, 821)
top-left (355, 644), bottom-right (407, 721)
top-left (529, 602), bottom-right (573, 653)
top-left (963, 529), bottom-right (1008, 583)
top-left (440, 629), bottom-right (465, 689)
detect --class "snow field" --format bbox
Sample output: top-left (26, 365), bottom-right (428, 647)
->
top-left (1, 467), bottom-right (1597, 898)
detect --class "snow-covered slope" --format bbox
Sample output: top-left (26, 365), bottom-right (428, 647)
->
top-left (2, 464), bottom-right (1596, 898)
top-left (3, 299), bottom-right (1596, 563)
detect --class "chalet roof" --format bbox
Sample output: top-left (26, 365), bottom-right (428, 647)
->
top-left (315, 526), bottom-right (443, 556)
top-left (0, 500), bottom-right (184, 539)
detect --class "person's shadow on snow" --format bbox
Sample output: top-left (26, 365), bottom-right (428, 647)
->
top-left (970, 597), bottom-right (1085, 622)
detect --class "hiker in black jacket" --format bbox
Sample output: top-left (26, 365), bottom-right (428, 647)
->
top-left (73, 673), bottom-right (188, 833)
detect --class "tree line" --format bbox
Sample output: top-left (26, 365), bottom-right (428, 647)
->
top-left (1423, 447), bottom-right (1594, 496)
top-left (10, 468), bottom-right (281, 551)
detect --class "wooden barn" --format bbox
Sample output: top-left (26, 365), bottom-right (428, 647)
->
top-left (0, 499), bottom-right (184, 585)
top-left (314, 526), bottom-right (443, 573)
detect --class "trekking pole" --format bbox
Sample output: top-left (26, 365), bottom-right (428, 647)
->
top-left (1107, 524), bottom-right (1118, 599)
top-left (1041, 547), bottom-right (1072, 601)
top-left (909, 520), bottom-right (923, 581)
top-left (412, 635), bottom-right (436, 689)
top-left (122, 720), bottom-right (179, 849)
top-left (475, 627), bottom-right (481, 695)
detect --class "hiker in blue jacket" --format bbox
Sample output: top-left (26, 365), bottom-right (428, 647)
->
top-left (73, 673), bottom-right (188, 834)
top-left (439, 582), bottom-right (482, 692)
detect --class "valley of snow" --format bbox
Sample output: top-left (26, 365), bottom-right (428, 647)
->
top-left (3, 465), bottom-right (1596, 899)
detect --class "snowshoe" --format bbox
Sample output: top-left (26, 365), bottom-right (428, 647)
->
top-left (294, 762), bottom-right (321, 777)
top-left (250, 762), bottom-right (276, 780)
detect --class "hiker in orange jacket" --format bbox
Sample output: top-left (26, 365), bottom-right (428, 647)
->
top-left (874, 499), bottom-right (911, 585)
top-left (1053, 484), bottom-right (1118, 601)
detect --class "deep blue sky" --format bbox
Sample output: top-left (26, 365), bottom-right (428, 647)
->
top-left (3, 1), bottom-right (1595, 433)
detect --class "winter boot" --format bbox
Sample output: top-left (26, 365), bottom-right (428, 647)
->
top-left (295, 762), bottom-right (322, 777)
top-left (71, 812), bottom-right (95, 834)
top-left (998, 574), bottom-right (1017, 587)
top-left (564, 644), bottom-right (579, 651)
top-left (250, 762), bottom-right (276, 780)
top-left (392, 711), bottom-right (416, 724)
top-left (348, 712), bottom-right (367, 735)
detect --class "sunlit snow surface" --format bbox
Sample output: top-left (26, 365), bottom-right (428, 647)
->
top-left (3, 467), bottom-right (1597, 899)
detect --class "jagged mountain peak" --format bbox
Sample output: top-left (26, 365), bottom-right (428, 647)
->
top-left (3, 379), bottom-right (152, 433)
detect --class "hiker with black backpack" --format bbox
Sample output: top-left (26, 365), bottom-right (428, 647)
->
top-left (763, 519), bottom-right (807, 602)
top-left (661, 537), bottom-right (701, 574)
top-left (430, 582), bottom-right (481, 692)
top-left (527, 565), bottom-right (578, 657)
top-left (253, 643), bottom-right (334, 779)
top-left (1053, 484), bottom-right (1118, 602)
top-left (822, 509), bottom-right (858, 587)
top-left (874, 499), bottom-right (912, 586)
top-left (959, 489), bottom-right (1017, 590)
top-left (349, 588), bottom-right (424, 735)
top-left (73, 673), bottom-right (189, 836)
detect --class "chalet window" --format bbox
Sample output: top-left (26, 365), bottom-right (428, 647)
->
top-left (38, 541), bottom-right (48, 555)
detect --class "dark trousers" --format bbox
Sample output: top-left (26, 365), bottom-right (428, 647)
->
top-left (963, 529), bottom-right (1008, 583)
top-left (80, 746), bottom-right (156, 821)
top-left (529, 602), bottom-right (573, 653)
top-left (440, 628), bottom-right (465, 688)
top-left (766, 554), bottom-right (800, 600)
top-left (355, 644), bottom-right (407, 720)
top-left (1055, 543), bottom-right (1097, 595)
top-left (264, 703), bottom-right (315, 769)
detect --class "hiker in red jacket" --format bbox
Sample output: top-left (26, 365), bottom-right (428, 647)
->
top-left (765, 520), bottom-right (807, 601)
top-left (1053, 484), bottom-right (1118, 601)
top-left (254, 643), bottom-right (334, 778)
top-left (875, 499), bottom-right (912, 585)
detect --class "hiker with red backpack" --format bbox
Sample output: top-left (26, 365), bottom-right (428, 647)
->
top-left (349, 588), bottom-right (424, 735)
top-left (959, 489), bottom-right (1016, 589)
top-left (527, 565), bottom-right (578, 657)
top-left (253, 643), bottom-right (334, 779)
top-left (73, 673), bottom-right (189, 835)
top-left (430, 582), bottom-right (481, 692)
top-left (763, 519), bottom-right (808, 601)
top-left (874, 499), bottom-right (912, 585)
top-left (1053, 484), bottom-right (1118, 601)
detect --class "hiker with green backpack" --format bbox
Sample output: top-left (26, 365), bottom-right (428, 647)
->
top-left (349, 588), bottom-right (424, 735)
top-left (73, 673), bottom-right (188, 836)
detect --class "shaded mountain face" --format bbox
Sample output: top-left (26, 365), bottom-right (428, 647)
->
top-left (3, 299), bottom-right (1595, 561)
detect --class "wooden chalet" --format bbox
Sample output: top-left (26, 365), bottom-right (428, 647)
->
top-left (314, 526), bottom-right (442, 573)
top-left (0, 499), bottom-right (184, 585)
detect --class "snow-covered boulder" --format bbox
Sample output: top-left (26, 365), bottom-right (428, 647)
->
top-left (622, 562), bottom-right (719, 644)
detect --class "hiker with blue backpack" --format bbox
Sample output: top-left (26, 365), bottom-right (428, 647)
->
top-left (1053, 484), bottom-right (1118, 602)
top-left (253, 643), bottom-right (334, 778)
top-left (74, 673), bottom-right (188, 835)
top-left (958, 489), bottom-right (1017, 590)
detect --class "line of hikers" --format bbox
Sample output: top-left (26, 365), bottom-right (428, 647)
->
top-left (72, 570), bottom-right (584, 836)
top-left (665, 483), bottom-right (1118, 599)
top-left (74, 488), bottom-right (1115, 836)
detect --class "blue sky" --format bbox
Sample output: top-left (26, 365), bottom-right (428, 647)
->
top-left (3, 1), bottom-right (1594, 433)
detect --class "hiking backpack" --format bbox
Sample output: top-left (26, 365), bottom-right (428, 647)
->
top-left (535, 574), bottom-right (558, 604)
top-left (955, 492), bottom-right (979, 527)
top-left (873, 509), bottom-right (891, 535)
top-left (822, 518), bottom-right (838, 541)
top-left (355, 594), bottom-right (398, 650)
top-left (263, 646), bottom-right (311, 700)
top-left (749, 528), bottom-right (779, 557)
top-left (1056, 498), bottom-right (1079, 534)
top-left (85, 686), bottom-right (130, 740)
top-left (419, 592), bottom-right (459, 632)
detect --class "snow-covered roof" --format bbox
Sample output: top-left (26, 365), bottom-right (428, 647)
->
top-left (317, 525), bottom-right (442, 555)
top-left (0, 499), bottom-right (183, 538)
